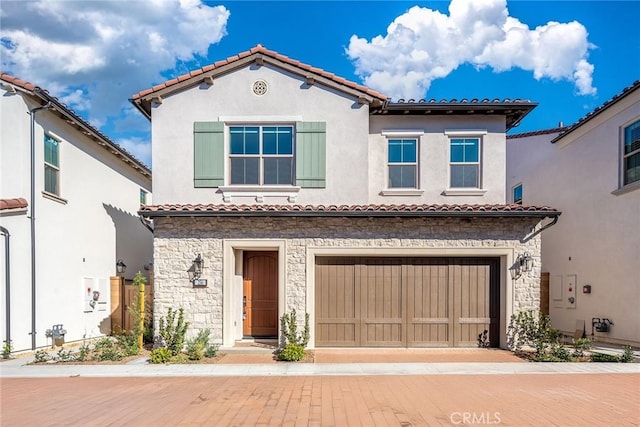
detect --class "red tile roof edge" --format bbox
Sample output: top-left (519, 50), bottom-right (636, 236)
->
top-left (140, 203), bottom-right (560, 217)
top-left (0, 72), bottom-right (151, 177)
top-left (0, 198), bottom-right (28, 211)
top-left (507, 126), bottom-right (569, 140)
top-left (131, 44), bottom-right (389, 102)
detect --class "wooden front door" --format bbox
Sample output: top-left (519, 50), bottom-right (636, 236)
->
top-left (243, 251), bottom-right (278, 337)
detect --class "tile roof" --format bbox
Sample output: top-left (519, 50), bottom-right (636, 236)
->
top-left (131, 44), bottom-right (387, 109)
top-left (551, 80), bottom-right (640, 143)
top-left (140, 203), bottom-right (559, 218)
top-left (0, 198), bottom-right (28, 211)
top-left (507, 126), bottom-right (568, 140)
top-left (0, 73), bottom-right (151, 178)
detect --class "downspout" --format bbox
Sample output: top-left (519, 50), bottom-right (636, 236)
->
top-left (0, 226), bottom-right (10, 346)
top-left (29, 101), bottom-right (53, 350)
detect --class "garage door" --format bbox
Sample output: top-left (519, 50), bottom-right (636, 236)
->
top-left (315, 257), bottom-right (499, 347)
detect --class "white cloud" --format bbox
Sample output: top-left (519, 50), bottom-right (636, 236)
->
top-left (117, 137), bottom-right (153, 168)
top-left (346, 0), bottom-right (596, 100)
top-left (1, 0), bottom-right (230, 162)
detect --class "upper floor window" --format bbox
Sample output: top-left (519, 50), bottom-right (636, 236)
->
top-left (450, 137), bottom-right (480, 188)
top-left (388, 138), bottom-right (418, 188)
top-left (513, 183), bottom-right (523, 204)
top-left (140, 189), bottom-right (148, 204)
top-left (44, 134), bottom-right (60, 195)
top-left (624, 120), bottom-right (640, 185)
top-left (229, 126), bottom-right (293, 185)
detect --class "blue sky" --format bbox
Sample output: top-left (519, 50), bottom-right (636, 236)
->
top-left (2, 1), bottom-right (639, 168)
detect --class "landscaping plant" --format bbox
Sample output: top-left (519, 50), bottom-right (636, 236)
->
top-left (149, 347), bottom-right (172, 364)
top-left (158, 307), bottom-right (190, 356)
top-left (186, 329), bottom-right (211, 361)
top-left (34, 349), bottom-right (50, 363)
top-left (276, 309), bottom-right (310, 361)
top-left (507, 310), bottom-right (560, 357)
top-left (2, 340), bottom-right (12, 359)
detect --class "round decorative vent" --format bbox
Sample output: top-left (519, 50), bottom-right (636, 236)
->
top-left (252, 80), bottom-right (268, 96)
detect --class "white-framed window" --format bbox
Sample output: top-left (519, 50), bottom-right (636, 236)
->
top-left (229, 125), bottom-right (294, 185)
top-left (513, 183), bottom-right (523, 204)
top-left (623, 120), bottom-right (640, 186)
top-left (450, 137), bottom-right (481, 188)
top-left (44, 134), bottom-right (60, 195)
top-left (388, 138), bottom-right (418, 188)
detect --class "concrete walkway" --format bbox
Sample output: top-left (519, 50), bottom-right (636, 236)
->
top-left (1, 354), bottom-right (638, 378)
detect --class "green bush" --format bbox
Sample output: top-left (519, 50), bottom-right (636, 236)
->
top-left (158, 307), bottom-right (190, 356)
top-left (55, 347), bottom-right (75, 362)
top-left (572, 337), bottom-right (593, 358)
top-left (150, 347), bottom-right (173, 364)
top-left (186, 329), bottom-right (211, 361)
top-left (590, 352), bottom-right (620, 362)
top-left (34, 349), bottom-right (50, 363)
top-left (2, 340), bottom-right (12, 359)
top-left (116, 333), bottom-right (140, 357)
top-left (92, 338), bottom-right (123, 361)
top-left (277, 343), bottom-right (305, 361)
top-left (280, 309), bottom-right (310, 348)
top-left (77, 344), bottom-right (90, 361)
top-left (204, 344), bottom-right (220, 358)
top-left (620, 346), bottom-right (634, 363)
top-left (507, 310), bottom-right (560, 356)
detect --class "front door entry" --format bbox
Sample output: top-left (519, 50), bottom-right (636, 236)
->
top-left (243, 251), bottom-right (278, 337)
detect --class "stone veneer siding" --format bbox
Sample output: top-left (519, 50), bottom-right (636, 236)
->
top-left (152, 216), bottom-right (542, 343)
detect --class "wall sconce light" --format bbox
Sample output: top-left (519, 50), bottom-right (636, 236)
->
top-left (509, 252), bottom-right (533, 280)
top-left (116, 259), bottom-right (127, 275)
top-left (187, 254), bottom-right (204, 282)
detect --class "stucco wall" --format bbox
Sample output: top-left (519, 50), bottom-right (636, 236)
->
top-left (506, 91), bottom-right (640, 345)
top-left (151, 64), bottom-right (371, 206)
top-left (0, 90), bottom-right (153, 351)
top-left (152, 216), bottom-right (542, 348)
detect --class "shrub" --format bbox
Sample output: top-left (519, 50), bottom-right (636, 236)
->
top-left (477, 330), bottom-right (490, 348)
top-left (507, 310), bottom-right (560, 356)
top-left (34, 349), bottom-right (50, 363)
top-left (549, 343), bottom-right (571, 361)
top-left (186, 329), bottom-right (211, 361)
top-left (150, 347), bottom-right (173, 364)
top-left (158, 307), bottom-right (190, 356)
top-left (590, 352), bottom-right (620, 362)
top-left (55, 347), bottom-right (75, 362)
top-left (571, 337), bottom-right (593, 358)
top-left (620, 346), bottom-right (635, 363)
top-left (2, 340), bottom-right (12, 359)
top-left (277, 343), bottom-right (305, 361)
top-left (77, 344), bottom-right (90, 362)
top-left (92, 337), bottom-right (123, 361)
top-left (277, 309), bottom-right (310, 361)
top-left (115, 332), bottom-right (140, 357)
top-left (204, 344), bottom-right (220, 358)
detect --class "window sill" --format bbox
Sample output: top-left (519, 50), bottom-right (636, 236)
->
top-left (611, 180), bottom-right (640, 196)
top-left (380, 189), bottom-right (424, 196)
top-left (42, 191), bottom-right (68, 205)
top-left (442, 188), bottom-right (487, 196)
top-left (218, 185), bottom-right (301, 203)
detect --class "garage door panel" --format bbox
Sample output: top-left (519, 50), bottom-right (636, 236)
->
top-left (315, 257), bottom-right (499, 348)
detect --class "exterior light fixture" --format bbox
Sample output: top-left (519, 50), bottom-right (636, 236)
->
top-left (116, 259), bottom-right (127, 275)
top-left (188, 254), bottom-right (204, 282)
top-left (509, 252), bottom-right (534, 280)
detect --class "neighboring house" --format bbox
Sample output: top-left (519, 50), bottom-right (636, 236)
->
top-left (0, 74), bottom-right (153, 352)
top-left (507, 81), bottom-right (640, 346)
top-left (133, 45), bottom-right (559, 349)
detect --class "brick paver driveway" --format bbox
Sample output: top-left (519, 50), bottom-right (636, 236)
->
top-left (2, 374), bottom-right (638, 426)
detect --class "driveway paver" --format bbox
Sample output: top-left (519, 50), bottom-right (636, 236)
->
top-left (2, 374), bottom-right (639, 426)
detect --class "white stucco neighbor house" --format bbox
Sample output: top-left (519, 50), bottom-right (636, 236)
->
top-left (0, 73), bottom-right (153, 352)
top-left (133, 45), bottom-right (560, 349)
top-left (507, 80), bottom-right (640, 347)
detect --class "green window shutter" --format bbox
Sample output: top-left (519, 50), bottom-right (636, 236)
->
top-left (295, 121), bottom-right (326, 188)
top-left (194, 122), bottom-right (224, 187)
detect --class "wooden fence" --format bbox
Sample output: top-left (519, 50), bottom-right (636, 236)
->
top-left (110, 273), bottom-right (154, 334)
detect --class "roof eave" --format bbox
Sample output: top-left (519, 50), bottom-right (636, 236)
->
top-left (139, 209), bottom-right (561, 219)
